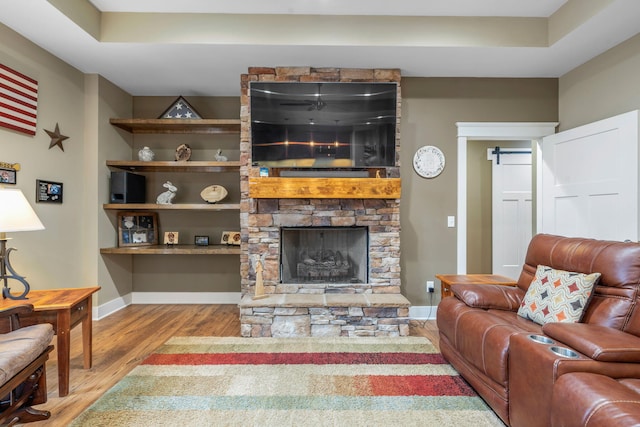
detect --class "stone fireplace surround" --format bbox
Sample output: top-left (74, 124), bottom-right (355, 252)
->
top-left (238, 67), bottom-right (410, 337)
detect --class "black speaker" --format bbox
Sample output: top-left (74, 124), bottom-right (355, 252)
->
top-left (110, 171), bottom-right (146, 203)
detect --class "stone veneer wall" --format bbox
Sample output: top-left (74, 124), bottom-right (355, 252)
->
top-left (239, 67), bottom-right (402, 297)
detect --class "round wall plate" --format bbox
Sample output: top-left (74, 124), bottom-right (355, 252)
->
top-left (413, 145), bottom-right (445, 178)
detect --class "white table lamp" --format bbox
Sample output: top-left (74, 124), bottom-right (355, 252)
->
top-left (0, 187), bottom-right (45, 299)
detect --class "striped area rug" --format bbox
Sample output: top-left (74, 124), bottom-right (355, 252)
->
top-left (70, 337), bottom-right (504, 426)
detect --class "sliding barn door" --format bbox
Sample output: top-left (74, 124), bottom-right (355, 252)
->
top-left (492, 149), bottom-right (532, 278)
top-left (540, 111), bottom-right (638, 242)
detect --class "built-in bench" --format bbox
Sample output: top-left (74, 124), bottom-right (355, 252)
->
top-left (239, 293), bottom-right (411, 337)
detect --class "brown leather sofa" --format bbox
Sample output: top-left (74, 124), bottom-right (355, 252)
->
top-left (436, 234), bottom-right (640, 427)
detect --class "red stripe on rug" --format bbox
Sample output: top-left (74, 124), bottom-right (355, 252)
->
top-left (367, 375), bottom-right (476, 396)
top-left (143, 352), bottom-right (448, 365)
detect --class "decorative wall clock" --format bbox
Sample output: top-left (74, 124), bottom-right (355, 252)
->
top-left (413, 145), bottom-right (445, 178)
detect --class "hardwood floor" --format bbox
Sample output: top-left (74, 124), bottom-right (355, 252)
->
top-left (29, 304), bottom-right (439, 426)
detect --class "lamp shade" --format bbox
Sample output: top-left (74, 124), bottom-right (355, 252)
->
top-left (0, 188), bottom-right (45, 232)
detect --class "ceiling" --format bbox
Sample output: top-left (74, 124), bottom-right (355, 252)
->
top-left (2, 0), bottom-right (640, 96)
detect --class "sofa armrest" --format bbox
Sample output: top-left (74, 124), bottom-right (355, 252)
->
top-left (451, 284), bottom-right (524, 311)
top-left (543, 322), bottom-right (640, 362)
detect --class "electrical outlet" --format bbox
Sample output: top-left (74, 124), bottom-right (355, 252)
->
top-left (426, 280), bottom-right (435, 293)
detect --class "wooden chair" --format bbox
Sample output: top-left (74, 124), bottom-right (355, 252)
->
top-left (0, 304), bottom-right (54, 425)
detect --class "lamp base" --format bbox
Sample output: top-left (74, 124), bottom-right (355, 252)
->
top-left (0, 239), bottom-right (30, 300)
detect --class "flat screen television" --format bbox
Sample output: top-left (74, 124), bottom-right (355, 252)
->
top-left (250, 82), bottom-right (397, 169)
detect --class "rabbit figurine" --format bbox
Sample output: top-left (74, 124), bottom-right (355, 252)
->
top-left (156, 181), bottom-right (177, 204)
top-left (214, 149), bottom-right (228, 162)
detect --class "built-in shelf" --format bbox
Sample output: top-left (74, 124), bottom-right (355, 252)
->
top-left (100, 245), bottom-right (241, 255)
top-left (249, 177), bottom-right (401, 199)
top-left (103, 203), bottom-right (240, 211)
top-left (106, 160), bottom-right (240, 173)
top-left (109, 118), bottom-right (241, 134)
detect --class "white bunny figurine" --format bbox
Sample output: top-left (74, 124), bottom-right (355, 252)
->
top-left (214, 149), bottom-right (228, 162)
top-left (156, 181), bottom-right (177, 204)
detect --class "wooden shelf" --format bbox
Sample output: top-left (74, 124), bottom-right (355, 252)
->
top-left (249, 177), bottom-right (401, 199)
top-left (100, 244), bottom-right (241, 255)
top-left (106, 160), bottom-right (240, 173)
top-left (103, 203), bottom-right (239, 211)
top-left (109, 118), bottom-right (241, 134)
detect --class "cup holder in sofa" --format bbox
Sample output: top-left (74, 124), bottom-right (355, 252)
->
top-left (527, 334), bottom-right (555, 344)
top-left (550, 346), bottom-right (579, 358)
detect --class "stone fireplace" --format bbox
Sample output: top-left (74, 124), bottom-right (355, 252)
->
top-left (238, 67), bottom-right (409, 337)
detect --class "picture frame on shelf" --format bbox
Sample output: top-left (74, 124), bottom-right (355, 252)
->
top-left (118, 212), bottom-right (158, 247)
top-left (164, 231), bottom-right (179, 245)
top-left (36, 179), bottom-right (63, 203)
top-left (221, 231), bottom-right (241, 245)
top-left (194, 235), bottom-right (209, 246)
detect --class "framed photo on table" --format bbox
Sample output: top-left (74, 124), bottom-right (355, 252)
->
top-left (117, 212), bottom-right (158, 247)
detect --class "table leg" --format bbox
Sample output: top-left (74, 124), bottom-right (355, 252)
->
top-left (56, 309), bottom-right (71, 397)
top-left (82, 296), bottom-right (93, 369)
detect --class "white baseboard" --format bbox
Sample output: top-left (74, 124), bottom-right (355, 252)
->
top-left (131, 292), bottom-right (241, 305)
top-left (94, 294), bottom-right (132, 320)
top-left (409, 305), bottom-right (438, 320)
top-left (94, 292), bottom-right (242, 320)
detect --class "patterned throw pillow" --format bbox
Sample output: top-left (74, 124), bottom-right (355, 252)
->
top-left (517, 265), bottom-right (601, 325)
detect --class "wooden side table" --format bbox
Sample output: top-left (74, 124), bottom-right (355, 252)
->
top-left (0, 286), bottom-right (100, 396)
top-left (436, 274), bottom-right (517, 298)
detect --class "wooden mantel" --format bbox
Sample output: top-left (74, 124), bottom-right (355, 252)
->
top-left (248, 177), bottom-right (401, 199)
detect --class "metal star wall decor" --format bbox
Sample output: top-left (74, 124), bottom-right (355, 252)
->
top-left (45, 123), bottom-right (69, 151)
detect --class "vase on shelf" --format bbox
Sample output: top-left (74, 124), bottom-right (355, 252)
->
top-left (138, 146), bottom-right (155, 162)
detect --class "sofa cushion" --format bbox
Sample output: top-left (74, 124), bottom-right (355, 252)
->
top-left (517, 265), bottom-right (600, 325)
top-left (0, 323), bottom-right (54, 385)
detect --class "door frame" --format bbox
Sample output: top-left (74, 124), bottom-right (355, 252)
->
top-left (456, 122), bottom-right (558, 274)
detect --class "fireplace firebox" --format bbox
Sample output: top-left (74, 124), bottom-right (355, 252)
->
top-left (280, 227), bottom-right (368, 284)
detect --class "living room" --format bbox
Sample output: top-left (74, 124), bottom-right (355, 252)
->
top-left (2, 1), bottom-right (640, 425)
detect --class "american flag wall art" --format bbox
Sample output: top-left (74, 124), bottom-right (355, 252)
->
top-left (0, 64), bottom-right (38, 136)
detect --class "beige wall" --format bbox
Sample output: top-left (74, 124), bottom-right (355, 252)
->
top-left (559, 33), bottom-right (640, 130)
top-left (95, 75), bottom-right (134, 305)
top-left (0, 24), bottom-right (90, 292)
top-left (400, 78), bottom-right (558, 305)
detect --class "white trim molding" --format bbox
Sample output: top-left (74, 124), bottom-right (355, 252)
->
top-left (94, 292), bottom-right (242, 320)
top-left (131, 292), bottom-right (241, 305)
top-left (456, 122), bottom-right (558, 274)
top-left (409, 305), bottom-right (438, 320)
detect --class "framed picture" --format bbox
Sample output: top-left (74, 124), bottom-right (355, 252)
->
top-left (117, 212), bottom-right (158, 247)
top-left (194, 235), bottom-right (209, 246)
top-left (36, 179), bottom-right (63, 203)
top-left (164, 231), bottom-right (179, 245)
top-left (0, 168), bottom-right (16, 185)
top-left (221, 231), bottom-right (241, 245)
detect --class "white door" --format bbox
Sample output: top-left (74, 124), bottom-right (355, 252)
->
top-left (540, 110), bottom-right (638, 241)
top-left (492, 149), bottom-right (532, 278)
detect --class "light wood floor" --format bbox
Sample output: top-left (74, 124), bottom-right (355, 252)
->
top-left (29, 304), bottom-right (439, 426)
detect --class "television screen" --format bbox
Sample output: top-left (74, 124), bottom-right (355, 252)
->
top-left (250, 82), bottom-right (397, 169)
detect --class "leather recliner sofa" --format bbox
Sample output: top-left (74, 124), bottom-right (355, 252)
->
top-left (436, 234), bottom-right (640, 427)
